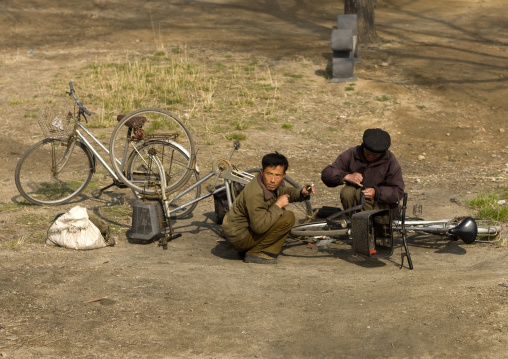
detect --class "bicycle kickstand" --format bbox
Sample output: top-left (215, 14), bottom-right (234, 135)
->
top-left (400, 236), bottom-right (414, 270)
top-left (399, 193), bottom-right (414, 270)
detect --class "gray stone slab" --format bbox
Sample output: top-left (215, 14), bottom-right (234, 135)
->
top-left (331, 58), bottom-right (356, 82)
top-left (331, 29), bottom-right (354, 51)
top-left (337, 14), bottom-right (358, 35)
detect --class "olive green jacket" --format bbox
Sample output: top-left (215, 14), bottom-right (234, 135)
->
top-left (221, 174), bottom-right (305, 243)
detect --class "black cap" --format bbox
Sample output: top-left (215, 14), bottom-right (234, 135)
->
top-left (362, 128), bottom-right (391, 153)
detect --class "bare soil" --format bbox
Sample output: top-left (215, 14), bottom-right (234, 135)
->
top-left (1, 0), bottom-right (508, 358)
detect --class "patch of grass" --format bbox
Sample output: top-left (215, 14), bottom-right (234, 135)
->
top-left (283, 73), bottom-right (304, 79)
top-left (24, 112), bottom-right (38, 119)
top-left (0, 202), bottom-right (21, 212)
top-left (345, 83), bottom-right (356, 91)
top-left (9, 213), bottom-right (53, 246)
top-left (8, 99), bottom-right (23, 105)
top-left (232, 121), bottom-right (250, 130)
top-left (375, 95), bottom-right (390, 102)
top-left (225, 133), bottom-right (247, 141)
top-left (416, 105), bottom-right (426, 110)
top-left (281, 123), bottom-right (293, 130)
top-left (16, 213), bottom-right (50, 226)
top-left (101, 205), bottom-right (132, 218)
top-left (465, 186), bottom-right (508, 222)
top-left (5, 236), bottom-right (28, 249)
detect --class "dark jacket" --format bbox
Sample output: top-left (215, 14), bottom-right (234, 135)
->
top-left (222, 174), bottom-right (304, 243)
top-left (321, 145), bottom-right (404, 209)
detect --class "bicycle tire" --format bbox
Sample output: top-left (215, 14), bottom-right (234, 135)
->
top-left (109, 108), bottom-right (196, 196)
top-left (15, 138), bottom-right (94, 205)
top-left (290, 221), bottom-right (348, 238)
top-left (125, 139), bottom-right (201, 218)
top-left (246, 168), bottom-right (314, 221)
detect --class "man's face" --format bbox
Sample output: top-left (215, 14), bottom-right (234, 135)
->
top-left (363, 148), bottom-right (383, 163)
top-left (260, 165), bottom-right (285, 191)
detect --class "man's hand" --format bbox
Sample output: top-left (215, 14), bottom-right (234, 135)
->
top-left (301, 184), bottom-right (315, 196)
top-left (344, 172), bottom-right (363, 187)
top-left (362, 187), bottom-right (375, 200)
top-left (275, 194), bottom-right (290, 209)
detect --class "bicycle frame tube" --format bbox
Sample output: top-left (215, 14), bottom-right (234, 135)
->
top-left (52, 139), bottom-right (77, 174)
top-left (75, 128), bottom-right (119, 181)
top-left (77, 124), bottom-right (121, 164)
top-left (167, 171), bottom-right (229, 214)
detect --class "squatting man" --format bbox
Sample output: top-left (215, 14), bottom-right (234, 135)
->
top-left (221, 152), bottom-right (314, 264)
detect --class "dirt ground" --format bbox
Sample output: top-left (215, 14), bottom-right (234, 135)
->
top-left (1, 0), bottom-right (508, 358)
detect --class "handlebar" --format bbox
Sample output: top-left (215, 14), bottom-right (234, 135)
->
top-left (68, 82), bottom-right (92, 117)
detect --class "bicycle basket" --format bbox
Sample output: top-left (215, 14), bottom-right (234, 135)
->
top-left (38, 102), bottom-right (75, 139)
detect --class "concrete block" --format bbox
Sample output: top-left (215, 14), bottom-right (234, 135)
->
top-left (330, 58), bottom-right (357, 83)
top-left (331, 29), bottom-right (353, 52)
top-left (337, 14), bottom-right (358, 35)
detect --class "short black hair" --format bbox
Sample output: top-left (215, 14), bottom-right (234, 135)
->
top-left (261, 152), bottom-right (288, 172)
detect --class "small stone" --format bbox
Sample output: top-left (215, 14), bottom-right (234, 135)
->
top-left (499, 128), bottom-right (505, 133)
top-left (381, 61), bottom-right (389, 67)
top-left (418, 155), bottom-right (426, 161)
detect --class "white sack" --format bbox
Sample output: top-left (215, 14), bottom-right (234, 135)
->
top-left (47, 206), bottom-right (108, 249)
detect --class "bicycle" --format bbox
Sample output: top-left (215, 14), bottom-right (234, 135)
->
top-left (124, 138), bottom-right (314, 224)
top-left (15, 82), bottom-right (196, 208)
top-left (290, 193), bottom-right (503, 266)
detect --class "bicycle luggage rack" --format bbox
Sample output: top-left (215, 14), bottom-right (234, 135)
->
top-left (351, 209), bottom-right (394, 258)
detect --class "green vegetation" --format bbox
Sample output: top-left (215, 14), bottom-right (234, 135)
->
top-left (375, 95), bottom-right (390, 102)
top-left (225, 133), bottom-right (246, 141)
top-left (345, 83), bottom-right (356, 91)
top-left (0, 202), bottom-right (21, 212)
top-left (73, 49), bottom-right (284, 137)
top-left (466, 186), bottom-right (508, 222)
top-left (283, 73), bottom-right (304, 79)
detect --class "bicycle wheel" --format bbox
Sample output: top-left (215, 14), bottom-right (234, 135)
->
top-left (290, 221), bottom-right (348, 238)
top-left (246, 168), bottom-right (314, 221)
top-left (15, 138), bottom-right (94, 205)
top-left (109, 108), bottom-right (196, 196)
top-left (126, 139), bottom-right (201, 218)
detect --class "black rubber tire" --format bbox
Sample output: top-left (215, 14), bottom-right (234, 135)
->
top-left (15, 138), bottom-right (94, 205)
top-left (109, 108), bottom-right (196, 196)
top-left (125, 139), bottom-right (201, 218)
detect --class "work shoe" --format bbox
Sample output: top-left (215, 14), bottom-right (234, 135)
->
top-left (243, 254), bottom-right (278, 264)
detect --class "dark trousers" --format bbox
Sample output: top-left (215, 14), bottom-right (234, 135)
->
top-left (228, 210), bottom-right (295, 257)
top-left (340, 185), bottom-right (389, 213)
